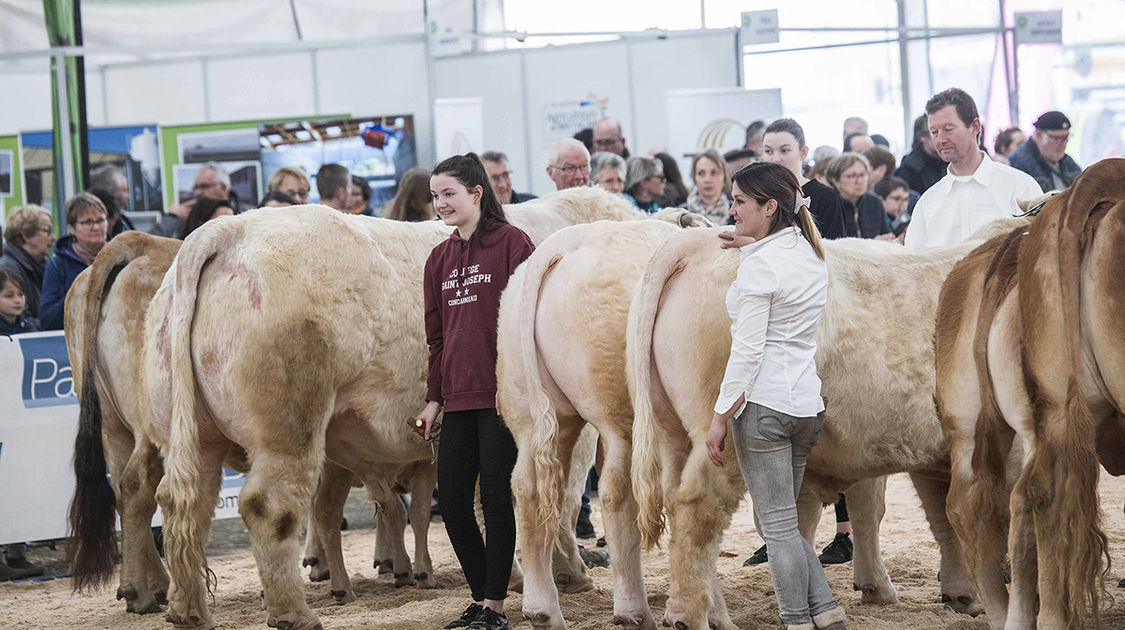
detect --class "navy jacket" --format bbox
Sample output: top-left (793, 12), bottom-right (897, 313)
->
top-left (0, 245), bottom-right (46, 319)
top-left (0, 313), bottom-right (40, 336)
top-left (1007, 140), bottom-right (1082, 193)
top-left (895, 146), bottom-right (947, 195)
top-left (39, 235), bottom-right (92, 331)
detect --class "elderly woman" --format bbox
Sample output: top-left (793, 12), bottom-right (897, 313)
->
top-left (39, 192), bottom-right (109, 330)
top-left (590, 151), bottom-right (626, 194)
top-left (680, 149), bottom-right (731, 225)
top-left (826, 153), bottom-right (891, 240)
top-left (0, 205), bottom-right (55, 320)
top-left (622, 156), bottom-right (664, 213)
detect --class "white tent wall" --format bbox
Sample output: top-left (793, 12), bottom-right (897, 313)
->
top-left (434, 31), bottom-right (738, 197)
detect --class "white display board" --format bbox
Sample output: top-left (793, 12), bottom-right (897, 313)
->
top-left (0, 332), bottom-right (245, 545)
top-left (666, 87), bottom-right (783, 168)
top-left (433, 97), bottom-right (484, 160)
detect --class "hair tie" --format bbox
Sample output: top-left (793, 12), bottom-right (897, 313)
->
top-left (795, 191), bottom-right (811, 214)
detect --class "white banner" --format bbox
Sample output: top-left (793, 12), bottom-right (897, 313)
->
top-left (0, 332), bottom-right (245, 545)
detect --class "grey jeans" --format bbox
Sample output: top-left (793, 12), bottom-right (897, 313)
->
top-left (732, 402), bottom-right (838, 626)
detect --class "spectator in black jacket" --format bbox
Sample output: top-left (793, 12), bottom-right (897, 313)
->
top-left (1008, 110), bottom-right (1082, 192)
top-left (0, 205), bottom-right (54, 319)
top-left (895, 114), bottom-right (947, 194)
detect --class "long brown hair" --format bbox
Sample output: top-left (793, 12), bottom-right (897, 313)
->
top-left (732, 162), bottom-right (825, 259)
top-left (386, 167), bottom-right (433, 222)
top-left (431, 153), bottom-right (509, 232)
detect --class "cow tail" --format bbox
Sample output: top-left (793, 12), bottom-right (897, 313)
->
top-left (627, 242), bottom-right (682, 550)
top-left (1022, 171), bottom-right (1113, 629)
top-left (521, 249), bottom-right (567, 541)
top-left (158, 228), bottom-right (230, 602)
top-left (66, 233), bottom-right (150, 591)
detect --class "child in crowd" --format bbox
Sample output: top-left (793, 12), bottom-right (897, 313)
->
top-left (0, 270), bottom-right (39, 336)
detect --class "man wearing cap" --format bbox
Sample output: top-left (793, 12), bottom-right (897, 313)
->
top-left (1008, 110), bottom-right (1083, 192)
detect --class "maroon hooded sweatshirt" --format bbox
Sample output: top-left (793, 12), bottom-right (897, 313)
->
top-left (424, 220), bottom-right (534, 412)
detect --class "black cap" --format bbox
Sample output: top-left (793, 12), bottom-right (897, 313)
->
top-left (1033, 111), bottom-right (1071, 131)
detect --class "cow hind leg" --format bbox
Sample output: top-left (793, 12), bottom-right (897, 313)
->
top-left (662, 446), bottom-right (741, 630)
top-left (308, 460), bottom-right (356, 604)
top-left (373, 509), bottom-right (395, 575)
top-left (1004, 458), bottom-right (1038, 630)
top-left (600, 430), bottom-right (656, 630)
top-left (118, 438), bottom-right (170, 614)
top-left (844, 476), bottom-right (897, 606)
top-left (911, 470), bottom-right (987, 618)
top-left (239, 449), bottom-right (323, 630)
top-left (409, 463), bottom-right (438, 588)
top-left (552, 421), bottom-right (596, 594)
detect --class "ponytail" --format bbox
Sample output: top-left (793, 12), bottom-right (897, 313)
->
top-left (732, 161), bottom-right (826, 260)
top-left (795, 204), bottom-right (825, 260)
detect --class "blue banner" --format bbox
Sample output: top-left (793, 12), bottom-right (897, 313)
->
top-left (18, 335), bottom-right (77, 408)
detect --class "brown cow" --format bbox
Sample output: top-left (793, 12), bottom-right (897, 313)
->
top-left (625, 226), bottom-right (1025, 629)
top-left (935, 159), bottom-right (1125, 629)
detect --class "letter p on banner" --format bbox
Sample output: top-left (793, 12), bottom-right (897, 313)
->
top-left (18, 335), bottom-right (77, 408)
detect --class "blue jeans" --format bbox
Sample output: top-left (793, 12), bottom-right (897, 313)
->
top-left (732, 402), bottom-right (838, 626)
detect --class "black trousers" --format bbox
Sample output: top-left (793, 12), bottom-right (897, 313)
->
top-left (438, 407), bottom-right (518, 601)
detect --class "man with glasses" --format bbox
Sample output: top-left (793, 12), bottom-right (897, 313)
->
top-left (592, 117), bottom-right (630, 158)
top-left (1008, 110), bottom-right (1082, 193)
top-left (904, 88), bottom-right (1040, 251)
top-left (150, 162), bottom-right (231, 237)
top-left (545, 138), bottom-right (591, 191)
top-left (481, 151), bottom-right (537, 204)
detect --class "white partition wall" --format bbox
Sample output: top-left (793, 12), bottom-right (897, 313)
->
top-left (103, 61), bottom-right (208, 127)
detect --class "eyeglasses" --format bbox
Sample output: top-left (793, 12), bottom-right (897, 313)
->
top-left (77, 216), bottom-right (107, 228)
top-left (284, 188), bottom-right (310, 198)
top-left (551, 163), bottom-right (590, 175)
top-left (193, 181), bottom-right (221, 192)
top-left (593, 138), bottom-right (622, 148)
top-left (1043, 131), bottom-right (1069, 143)
top-left (648, 174), bottom-right (667, 182)
top-left (841, 172), bottom-right (868, 181)
top-left (489, 170), bottom-right (513, 183)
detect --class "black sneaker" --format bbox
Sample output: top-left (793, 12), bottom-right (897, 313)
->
top-left (575, 518), bottom-right (596, 540)
top-left (818, 532), bottom-right (853, 565)
top-left (444, 603), bottom-right (483, 629)
top-left (743, 544), bottom-right (768, 566)
top-left (468, 607), bottom-right (510, 630)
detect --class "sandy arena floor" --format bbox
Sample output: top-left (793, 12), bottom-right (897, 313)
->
top-left (4, 472), bottom-right (1125, 629)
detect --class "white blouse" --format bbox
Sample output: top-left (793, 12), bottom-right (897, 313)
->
top-left (713, 227), bottom-right (828, 418)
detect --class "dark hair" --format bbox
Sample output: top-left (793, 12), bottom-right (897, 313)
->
top-left (572, 128), bottom-right (593, 153)
top-left (653, 153), bottom-right (689, 207)
top-left (765, 118), bottom-right (806, 148)
top-left (723, 148), bottom-right (758, 163)
top-left (178, 197), bottom-right (232, 240)
top-left (873, 175), bottom-right (910, 200)
top-left (387, 167), bottom-right (433, 222)
top-left (911, 114), bottom-right (930, 148)
top-left (871, 133), bottom-right (890, 147)
top-left (431, 153), bottom-right (508, 233)
top-left (351, 175), bottom-right (372, 203)
top-left (89, 163), bottom-right (124, 194)
top-left (925, 87), bottom-right (979, 128)
top-left (862, 146), bottom-right (896, 179)
top-left (745, 120), bottom-right (766, 145)
top-left (480, 151), bottom-right (508, 164)
top-left (0, 268), bottom-right (24, 293)
top-left (315, 163), bottom-right (350, 201)
top-left (86, 188), bottom-right (121, 224)
top-left (259, 190), bottom-right (296, 206)
top-left (731, 162), bottom-right (824, 259)
top-left (994, 126), bottom-right (1023, 155)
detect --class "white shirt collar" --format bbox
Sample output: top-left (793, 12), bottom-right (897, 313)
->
top-left (938, 151), bottom-right (993, 193)
top-left (738, 226), bottom-right (801, 260)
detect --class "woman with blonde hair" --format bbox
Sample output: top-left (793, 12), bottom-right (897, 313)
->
top-left (386, 168), bottom-right (434, 221)
top-left (0, 205), bottom-right (54, 319)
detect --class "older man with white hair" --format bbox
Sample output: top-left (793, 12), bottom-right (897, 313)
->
top-left (546, 138), bottom-right (591, 191)
top-left (149, 162), bottom-right (231, 237)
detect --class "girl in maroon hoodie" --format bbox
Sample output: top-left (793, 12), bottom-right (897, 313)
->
top-left (416, 153), bottom-right (533, 630)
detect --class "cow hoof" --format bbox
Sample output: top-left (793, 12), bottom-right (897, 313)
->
top-left (579, 547), bottom-right (610, 568)
top-left (308, 565), bottom-right (330, 582)
top-left (1118, 577), bottom-right (1125, 588)
top-left (941, 593), bottom-right (981, 616)
top-left (302, 556), bottom-right (319, 568)
top-left (126, 593), bottom-right (166, 615)
top-left (523, 610), bottom-right (561, 630)
top-left (555, 572), bottom-right (595, 593)
top-left (375, 558), bottom-right (394, 575)
top-left (394, 571), bottom-right (415, 588)
top-left (415, 572), bottom-right (436, 589)
top-left (117, 585), bottom-right (137, 601)
top-left (331, 589), bottom-right (356, 605)
top-left (164, 611), bottom-right (215, 630)
top-left (613, 613), bottom-right (657, 629)
top-left (854, 582), bottom-right (897, 605)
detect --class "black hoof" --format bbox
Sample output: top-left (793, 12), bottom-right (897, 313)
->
top-left (117, 585), bottom-right (137, 601)
top-left (674, 622), bottom-right (689, 630)
top-left (1119, 577), bottom-right (1125, 588)
top-left (414, 572), bottom-right (428, 581)
top-left (155, 590), bottom-right (168, 605)
top-left (302, 556), bottom-right (319, 568)
top-left (941, 594), bottom-right (951, 603)
top-left (331, 589), bottom-right (348, 599)
top-left (309, 569), bottom-right (330, 582)
top-left (277, 622), bottom-right (293, 630)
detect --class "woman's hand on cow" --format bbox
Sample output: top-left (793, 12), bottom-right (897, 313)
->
top-left (706, 414), bottom-right (728, 467)
top-left (718, 230), bottom-right (756, 250)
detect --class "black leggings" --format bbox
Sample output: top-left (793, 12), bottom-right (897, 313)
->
top-left (437, 407), bottom-right (518, 601)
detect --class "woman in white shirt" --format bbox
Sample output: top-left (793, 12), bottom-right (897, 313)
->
top-left (705, 162), bottom-right (845, 630)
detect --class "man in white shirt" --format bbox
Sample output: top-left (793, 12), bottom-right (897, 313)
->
top-left (904, 88), bottom-right (1041, 251)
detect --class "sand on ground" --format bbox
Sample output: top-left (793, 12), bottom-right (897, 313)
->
top-left (4, 472), bottom-right (1125, 629)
